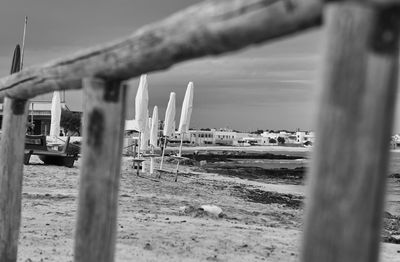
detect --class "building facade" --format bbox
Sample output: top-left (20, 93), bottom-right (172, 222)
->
top-left (0, 101), bottom-right (79, 135)
top-left (188, 130), bottom-right (214, 145)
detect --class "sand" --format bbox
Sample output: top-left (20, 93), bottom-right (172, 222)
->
top-left (17, 153), bottom-right (400, 262)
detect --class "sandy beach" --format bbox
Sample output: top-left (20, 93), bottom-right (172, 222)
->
top-left (17, 147), bottom-right (400, 262)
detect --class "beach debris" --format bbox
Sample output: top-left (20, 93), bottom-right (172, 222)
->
top-left (144, 242), bottom-right (152, 250)
top-left (206, 255), bottom-right (219, 261)
top-left (179, 205), bottom-right (224, 218)
top-left (200, 205), bottom-right (223, 217)
top-left (179, 205), bottom-right (195, 214)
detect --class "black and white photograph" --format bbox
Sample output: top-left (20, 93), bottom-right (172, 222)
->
top-left (0, 0), bottom-right (399, 261)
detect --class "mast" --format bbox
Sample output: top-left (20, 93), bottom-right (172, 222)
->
top-left (20, 16), bottom-right (27, 70)
top-left (20, 16), bottom-right (33, 128)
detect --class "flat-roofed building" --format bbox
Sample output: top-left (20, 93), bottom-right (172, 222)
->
top-left (0, 101), bottom-right (78, 135)
top-left (213, 130), bottom-right (237, 145)
top-left (188, 130), bottom-right (214, 145)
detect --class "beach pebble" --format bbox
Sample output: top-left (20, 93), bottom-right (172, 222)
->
top-left (200, 205), bottom-right (223, 217)
top-left (179, 206), bottom-right (188, 213)
top-left (179, 205), bottom-right (225, 218)
top-left (144, 243), bottom-right (152, 250)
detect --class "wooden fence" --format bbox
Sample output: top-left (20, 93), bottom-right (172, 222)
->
top-left (0, 0), bottom-right (398, 261)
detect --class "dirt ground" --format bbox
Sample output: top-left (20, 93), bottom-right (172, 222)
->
top-left (17, 154), bottom-right (400, 262)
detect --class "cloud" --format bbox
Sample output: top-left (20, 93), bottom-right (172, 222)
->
top-left (0, 1), bottom-right (325, 131)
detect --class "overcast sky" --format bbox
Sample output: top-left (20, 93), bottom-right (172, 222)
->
top-left (2, 0), bottom-right (400, 132)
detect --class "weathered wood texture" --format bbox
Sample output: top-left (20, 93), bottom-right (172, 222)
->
top-left (0, 0), bottom-right (322, 100)
top-left (301, 2), bottom-right (400, 262)
top-left (0, 98), bottom-right (28, 262)
top-left (74, 78), bottom-right (127, 262)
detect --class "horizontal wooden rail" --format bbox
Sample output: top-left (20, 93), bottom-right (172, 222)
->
top-left (0, 0), bottom-right (322, 100)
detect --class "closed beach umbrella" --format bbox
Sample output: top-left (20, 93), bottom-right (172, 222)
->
top-left (150, 106), bottom-right (159, 147)
top-left (163, 92), bottom-right (176, 137)
top-left (178, 82), bottom-right (194, 134)
top-left (50, 91), bottom-right (61, 138)
top-left (148, 117), bottom-right (152, 133)
top-left (10, 45), bottom-right (21, 74)
top-left (160, 93), bottom-right (176, 170)
top-left (175, 82), bottom-right (194, 181)
top-left (125, 80), bottom-right (137, 120)
top-left (135, 74), bottom-right (149, 133)
top-left (140, 112), bottom-right (150, 151)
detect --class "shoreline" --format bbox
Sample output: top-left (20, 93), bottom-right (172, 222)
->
top-left (173, 145), bottom-right (313, 153)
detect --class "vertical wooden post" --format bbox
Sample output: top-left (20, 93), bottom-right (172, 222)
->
top-left (301, 2), bottom-right (400, 262)
top-left (74, 78), bottom-right (127, 262)
top-left (0, 97), bottom-right (28, 262)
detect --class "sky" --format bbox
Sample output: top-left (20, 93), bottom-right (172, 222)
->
top-left (1, 0), bottom-right (400, 132)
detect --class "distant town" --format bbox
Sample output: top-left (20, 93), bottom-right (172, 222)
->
top-left (6, 101), bottom-right (400, 150)
top-left (165, 128), bottom-right (315, 147)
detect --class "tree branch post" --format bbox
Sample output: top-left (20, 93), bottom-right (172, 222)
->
top-left (74, 78), bottom-right (127, 262)
top-left (301, 2), bottom-right (400, 262)
top-left (0, 98), bottom-right (28, 262)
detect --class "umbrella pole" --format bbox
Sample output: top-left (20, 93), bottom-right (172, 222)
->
top-left (131, 143), bottom-right (137, 168)
top-left (159, 137), bottom-right (167, 170)
top-left (175, 134), bottom-right (184, 182)
top-left (133, 133), bottom-right (142, 176)
top-left (175, 161), bottom-right (180, 182)
top-left (20, 16), bottom-right (27, 70)
top-left (150, 145), bottom-right (154, 175)
top-left (137, 132), bottom-right (141, 158)
top-left (178, 134), bottom-right (183, 157)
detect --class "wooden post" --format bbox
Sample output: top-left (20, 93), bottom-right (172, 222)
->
top-left (301, 2), bottom-right (400, 262)
top-left (0, 97), bottom-right (28, 262)
top-left (74, 78), bottom-right (127, 262)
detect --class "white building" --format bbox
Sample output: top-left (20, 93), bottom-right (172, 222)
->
top-left (295, 131), bottom-right (306, 144)
top-left (261, 131), bottom-right (285, 145)
top-left (304, 131), bottom-right (315, 144)
top-left (188, 130), bottom-right (214, 145)
top-left (261, 131), bottom-right (278, 139)
top-left (293, 131), bottom-right (315, 144)
top-left (213, 130), bottom-right (237, 145)
top-left (286, 133), bottom-right (298, 144)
